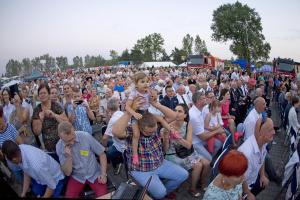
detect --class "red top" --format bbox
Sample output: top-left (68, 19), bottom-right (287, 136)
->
top-left (221, 100), bottom-right (230, 128)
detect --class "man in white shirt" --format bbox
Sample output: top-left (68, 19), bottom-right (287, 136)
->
top-left (176, 85), bottom-right (191, 108)
top-left (102, 98), bottom-right (126, 174)
top-left (189, 92), bottom-right (224, 161)
top-left (2, 141), bottom-right (65, 198)
top-left (243, 97), bottom-right (266, 140)
top-left (238, 117), bottom-right (275, 199)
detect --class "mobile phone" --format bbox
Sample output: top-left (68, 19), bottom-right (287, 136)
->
top-left (75, 100), bottom-right (83, 105)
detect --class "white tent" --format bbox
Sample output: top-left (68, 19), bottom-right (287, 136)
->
top-left (139, 61), bottom-right (176, 69)
top-left (1, 80), bottom-right (21, 89)
top-left (179, 62), bottom-right (187, 67)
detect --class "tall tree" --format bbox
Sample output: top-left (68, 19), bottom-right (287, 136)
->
top-left (130, 45), bottom-right (144, 64)
top-left (150, 33), bottom-right (165, 61)
top-left (170, 47), bottom-right (186, 65)
top-left (6, 59), bottom-right (22, 77)
top-left (119, 49), bottom-right (131, 61)
top-left (22, 58), bottom-right (32, 75)
top-left (194, 35), bottom-right (209, 56)
top-left (56, 56), bottom-right (68, 70)
top-left (73, 56), bottom-right (83, 69)
top-left (211, 1), bottom-right (271, 63)
top-left (182, 34), bottom-right (194, 56)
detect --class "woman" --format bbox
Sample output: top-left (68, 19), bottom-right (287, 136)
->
top-left (82, 88), bottom-right (91, 101)
top-left (50, 87), bottom-right (63, 108)
top-left (203, 150), bottom-right (248, 200)
top-left (219, 89), bottom-right (236, 134)
top-left (9, 93), bottom-right (36, 145)
top-left (163, 104), bottom-right (210, 197)
top-left (88, 87), bottom-right (100, 118)
top-left (2, 88), bottom-right (15, 122)
top-left (32, 84), bottom-right (68, 152)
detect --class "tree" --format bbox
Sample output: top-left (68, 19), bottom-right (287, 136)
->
top-left (6, 59), bottom-right (22, 77)
top-left (194, 35), bottom-right (209, 56)
top-left (131, 45), bottom-right (144, 64)
top-left (56, 56), bottom-right (68, 70)
top-left (22, 58), bottom-right (32, 75)
top-left (160, 50), bottom-right (170, 61)
top-left (109, 50), bottom-right (119, 65)
top-left (119, 49), bottom-right (131, 61)
top-left (73, 56), bottom-right (83, 69)
top-left (182, 34), bottom-right (194, 56)
top-left (211, 2), bottom-right (271, 64)
top-left (150, 33), bottom-right (165, 61)
top-left (170, 47), bottom-right (186, 65)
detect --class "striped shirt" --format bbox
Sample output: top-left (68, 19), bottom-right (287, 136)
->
top-left (126, 127), bottom-right (164, 172)
top-left (0, 123), bottom-right (19, 147)
top-left (19, 144), bottom-right (65, 189)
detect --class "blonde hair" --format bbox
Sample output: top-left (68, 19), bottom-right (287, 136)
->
top-left (132, 72), bottom-right (147, 84)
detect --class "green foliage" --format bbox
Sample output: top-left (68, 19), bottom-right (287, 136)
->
top-left (211, 1), bottom-right (271, 62)
top-left (171, 47), bottom-right (186, 65)
top-left (55, 56), bottom-right (68, 70)
top-left (194, 35), bottom-right (209, 56)
top-left (182, 34), bottom-right (194, 56)
top-left (73, 56), bottom-right (83, 69)
top-left (6, 59), bottom-right (22, 77)
top-left (119, 49), bottom-right (131, 61)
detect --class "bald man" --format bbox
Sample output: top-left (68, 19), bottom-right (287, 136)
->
top-left (244, 97), bottom-right (266, 140)
top-left (239, 117), bottom-right (275, 199)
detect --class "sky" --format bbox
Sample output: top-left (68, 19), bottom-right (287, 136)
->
top-left (0, 0), bottom-right (300, 75)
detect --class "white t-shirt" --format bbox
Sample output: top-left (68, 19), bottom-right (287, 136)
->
top-left (189, 105), bottom-right (205, 145)
top-left (244, 108), bottom-right (261, 140)
top-left (238, 135), bottom-right (267, 187)
top-left (104, 111), bottom-right (126, 153)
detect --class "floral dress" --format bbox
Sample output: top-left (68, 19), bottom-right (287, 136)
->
top-left (203, 181), bottom-right (243, 200)
top-left (165, 122), bottom-right (203, 170)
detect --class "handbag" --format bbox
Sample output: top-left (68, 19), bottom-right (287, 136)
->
top-left (174, 144), bottom-right (194, 159)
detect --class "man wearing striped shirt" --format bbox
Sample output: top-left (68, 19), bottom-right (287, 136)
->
top-left (1, 140), bottom-right (65, 198)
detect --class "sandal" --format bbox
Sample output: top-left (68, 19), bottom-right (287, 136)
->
top-left (188, 188), bottom-right (201, 198)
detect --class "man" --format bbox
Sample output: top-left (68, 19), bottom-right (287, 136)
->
top-left (56, 121), bottom-right (108, 198)
top-left (99, 88), bottom-right (113, 123)
top-left (112, 98), bottom-right (188, 199)
top-left (176, 85), bottom-right (191, 108)
top-left (239, 117), bottom-right (275, 199)
top-left (187, 84), bottom-right (197, 103)
top-left (102, 98), bottom-right (125, 174)
top-left (160, 85), bottom-right (179, 110)
top-left (66, 87), bottom-right (95, 135)
top-left (2, 140), bottom-right (65, 198)
top-left (244, 97), bottom-right (266, 140)
top-left (20, 87), bottom-right (33, 118)
top-left (189, 92), bottom-right (224, 161)
top-left (231, 68), bottom-right (240, 80)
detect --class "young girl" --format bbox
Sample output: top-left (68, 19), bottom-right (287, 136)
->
top-left (126, 72), bottom-right (178, 166)
top-left (204, 99), bottom-right (226, 154)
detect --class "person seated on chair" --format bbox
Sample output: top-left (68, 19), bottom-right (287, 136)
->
top-left (56, 121), bottom-right (108, 198)
top-left (112, 97), bottom-right (188, 200)
top-left (163, 104), bottom-right (210, 198)
top-left (238, 117), bottom-right (275, 200)
top-left (203, 150), bottom-right (248, 200)
top-left (102, 97), bottom-right (125, 175)
top-left (189, 92), bottom-right (224, 161)
top-left (2, 140), bottom-right (65, 198)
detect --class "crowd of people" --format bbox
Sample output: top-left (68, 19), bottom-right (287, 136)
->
top-left (0, 65), bottom-right (298, 199)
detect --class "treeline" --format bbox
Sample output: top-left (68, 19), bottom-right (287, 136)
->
top-left (5, 33), bottom-right (209, 77)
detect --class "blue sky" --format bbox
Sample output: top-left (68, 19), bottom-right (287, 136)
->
top-left (0, 0), bottom-right (299, 75)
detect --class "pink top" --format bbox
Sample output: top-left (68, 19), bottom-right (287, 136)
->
top-left (221, 100), bottom-right (230, 128)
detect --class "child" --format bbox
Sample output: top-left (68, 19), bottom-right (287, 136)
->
top-left (204, 99), bottom-right (226, 154)
top-left (126, 72), bottom-right (177, 166)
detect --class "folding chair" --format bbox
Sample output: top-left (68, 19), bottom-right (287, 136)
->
top-left (222, 134), bottom-right (233, 152)
top-left (211, 147), bottom-right (230, 180)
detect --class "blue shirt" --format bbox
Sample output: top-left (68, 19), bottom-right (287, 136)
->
top-left (66, 104), bottom-right (92, 134)
top-left (0, 123), bottom-right (19, 147)
top-left (19, 145), bottom-right (65, 189)
top-left (114, 85), bottom-right (124, 92)
top-left (56, 131), bottom-right (105, 183)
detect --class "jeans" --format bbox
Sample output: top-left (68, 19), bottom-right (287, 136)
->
top-left (107, 145), bottom-right (123, 168)
top-left (31, 178), bottom-right (65, 197)
top-left (193, 140), bottom-right (222, 161)
top-left (131, 160), bottom-right (188, 199)
top-left (7, 159), bottom-right (23, 184)
top-left (250, 174), bottom-right (265, 196)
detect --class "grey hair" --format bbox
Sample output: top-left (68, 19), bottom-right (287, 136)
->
top-left (107, 97), bottom-right (120, 112)
top-left (58, 121), bottom-right (73, 135)
top-left (192, 91), bottom-right (205, 104)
